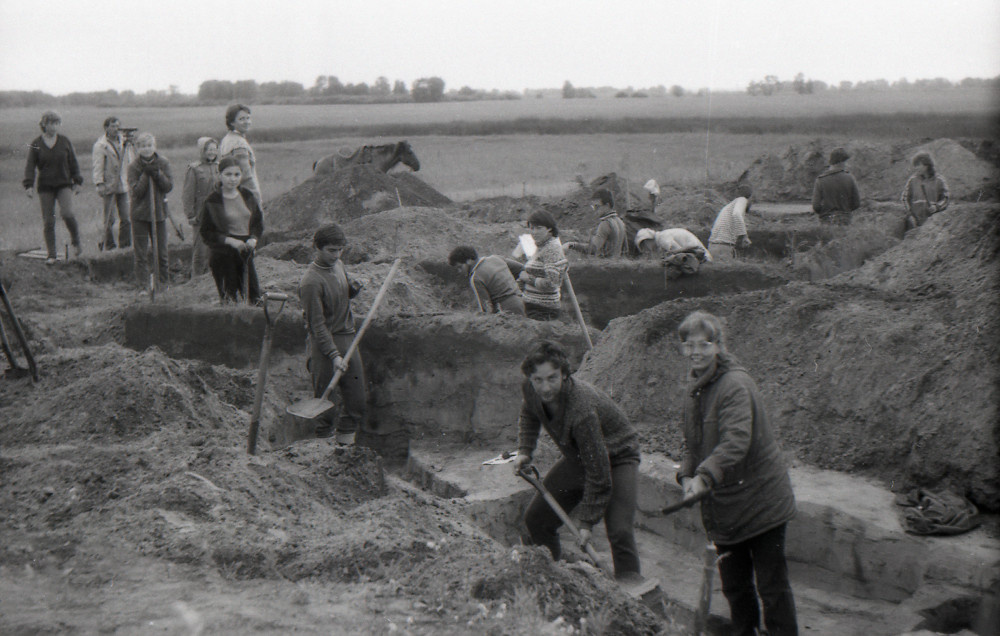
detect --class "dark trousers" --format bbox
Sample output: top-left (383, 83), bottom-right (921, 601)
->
top-left (208, 245), bottom-right (260, 303)
top-left (38, 188), bottom-right (80, 258)
top-left (101, 192), bottom-right (131, 249)
top-left (132, 220), bottom-right (169, 288)
top-left (308, 333), bottom-right (367, 434)
top-left (524, 302), bottom-right (559, 321)
top-left (523, 457), bottom-right (640, 578)
top-left (716, 523), bottom-right (798, 636)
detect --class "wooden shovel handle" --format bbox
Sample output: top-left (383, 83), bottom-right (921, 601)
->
top-left (317, 258), bottom-right (401, 401)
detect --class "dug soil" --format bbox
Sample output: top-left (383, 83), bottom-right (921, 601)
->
top-left (1, 137), bottom-right (997, 634)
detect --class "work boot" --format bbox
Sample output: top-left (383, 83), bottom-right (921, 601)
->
top-left (334, 431), bottom-right (356, 446)
top-left (314, 424), bottom-right (334, 439)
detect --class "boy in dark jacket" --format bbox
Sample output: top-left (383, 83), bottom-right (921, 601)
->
top-left (128, 133), bottom-right (181, 291)
top-left (811, 147), bottom-right (861, 225)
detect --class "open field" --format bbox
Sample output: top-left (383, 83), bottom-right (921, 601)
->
top-left (2, 131), bottom-right (816, 252)
top-left (1, 86), bottom-right (996, 153)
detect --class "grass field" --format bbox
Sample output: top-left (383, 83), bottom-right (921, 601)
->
top-left (2, 87), bottom-right (996, 253)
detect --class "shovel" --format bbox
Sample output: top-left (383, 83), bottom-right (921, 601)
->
top-left (286, 258), bottom-right (401, 420)
top-left (641, 489), bottom-right (709, 516)
top-left (562, 273), bottom-right (593, 350)
top-left (242, 247), bottom-right (255, 305)
top-left (247, 292), bottom-right (288, 455)
top-left (0, 279), bottom-right (38, 382)
top-left (517, 464), bottom-right (610, 575)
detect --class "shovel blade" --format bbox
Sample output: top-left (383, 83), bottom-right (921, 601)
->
top-left (286, 398), bottom-right (336, 420)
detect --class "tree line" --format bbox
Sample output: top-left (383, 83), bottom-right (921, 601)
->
top-left (746, 72), bottom-right (999, 96)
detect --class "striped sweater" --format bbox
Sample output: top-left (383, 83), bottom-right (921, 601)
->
top-left (521, 237), bottom-right (568, 309)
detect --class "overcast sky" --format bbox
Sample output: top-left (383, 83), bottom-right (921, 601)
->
top-left (2, 0), bottom-right (998, 95)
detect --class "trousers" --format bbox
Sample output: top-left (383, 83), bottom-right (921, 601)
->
top-left (523, 457), bottom-right (640, 578)
top-left (38, 188), bottom-right (80, 258)
top-left (308, 332), bottom-right (368, 435)
top-left (101, 192), bottom-right (131, 249)
top-left (132, 220), bottom-right (169, 289)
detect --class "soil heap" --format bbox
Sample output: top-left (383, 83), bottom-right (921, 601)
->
top-left (266, 165), bottom-right (452, 233)
top-left (578, 202), bottom-right (1000, 510)
top-left (738, 137), bottom-right (998, 202)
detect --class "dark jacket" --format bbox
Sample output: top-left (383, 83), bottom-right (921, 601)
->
top-left (23, 134), bottom-right (83, 191)
top-left (518, 376), bottom-right (640, 526)
top-left (811, 166), bottom-right (861, 218)
top-left (128, 153), bottom-right (173, 222)
top-left (199, 187), bottom-right (264, 249)
top-left (679, 354), bottom-right (796, 544)
top-left (469, 255), bottom-right (520, 312)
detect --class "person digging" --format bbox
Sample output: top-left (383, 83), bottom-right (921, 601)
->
top-left (512, 340), bottom-right (644, 583)
top-left (298, 223), bottom-right (367, 445)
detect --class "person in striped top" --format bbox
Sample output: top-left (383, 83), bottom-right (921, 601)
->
top-left (901, 152), bottom-right (949, 231)
top-left (517, 210), bottom-right (568, 321)
top-left (708, 186), bottom-right (753, 261)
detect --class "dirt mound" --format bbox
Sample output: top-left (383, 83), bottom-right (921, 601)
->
top-left (265, 165), bottom-right (452, 232)
top-left (579, 203), bottom-right (1000, 509)
top-left (739, 138), bottom-right (997, 203)
top-left (539, 172), bottom-right (650, 234)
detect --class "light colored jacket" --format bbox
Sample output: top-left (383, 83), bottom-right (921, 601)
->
top-left (92, 135), bottom-right (128, 195)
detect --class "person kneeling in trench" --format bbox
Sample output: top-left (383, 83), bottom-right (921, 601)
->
top-left (513, 341), bottom-right (642, 582)
top-left (448, 245), bottom-right (526, 316)
top-left (298, 223), bottom-right (367, 445)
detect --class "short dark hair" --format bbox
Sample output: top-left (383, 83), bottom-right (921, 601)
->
top-left (678, 311), bottom-right (729, 354)
top-left (218, 155), bottom-right (241, 173)
top-left (592, 188), bottom-right (615, 209)
top-left (448, 245), bottom-right (478, 266)
top-left (103, 116), bottom-right (120, 130)
top-left (521, 340), bottom-right (572, 378)
top-left (912, 152), bottom-right (936, 177)
top-left (527, 210), bottom-right (559, 237)
top-left (225, 103), bottom-right (250, 131)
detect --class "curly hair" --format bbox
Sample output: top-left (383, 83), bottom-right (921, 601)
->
top-left (678, 311), bottom-right (729, 354)
top-left (912, 152), bottom-right (936, 177)
top-left (448, 245), bottom-right (478, 266)
top-left (521, 340), bottom-right (572, 377)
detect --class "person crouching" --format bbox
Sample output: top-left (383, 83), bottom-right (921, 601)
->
top-left (199, 155), bottom-right (263, 304)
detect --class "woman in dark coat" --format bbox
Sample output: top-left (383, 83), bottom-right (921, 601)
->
top-left (199, 156), bottom-right (263, 303)
top-left (676, 311), bottom-right (798, 636)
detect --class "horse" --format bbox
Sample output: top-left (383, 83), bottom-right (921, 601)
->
top-left (312, 140), bottom-right (420, 176)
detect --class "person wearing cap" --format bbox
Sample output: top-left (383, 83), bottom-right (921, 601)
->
top-left (635, 227), bottom-right (712, 262)
top-left (92, 116), bottom-right (132, 251)
top-left (183, 137), bottom-right (219, 276)
top-left (298, 224), bottom-right (368, 444)
top-left (448, 246), bottom-right (526, 316)
top-left (23, 110), bottom-right (84, 264)
top-left (708, 186), bottom-right (753, 262)
top-left (219, 104), bottom-right (262, 206)
top-left (901, 152), bottom-right (949, 231)
top-left (566, 189), bottom-right (627, 258)
top-left (513, 340), bottom-right (643, 582)
top-left (811, 148), bottom-right (861, 225)
top-left (199, 155), bottom-right (263, 303)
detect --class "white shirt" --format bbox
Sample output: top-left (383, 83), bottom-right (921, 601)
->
top-left (653, 228), bottom-right (710, 254)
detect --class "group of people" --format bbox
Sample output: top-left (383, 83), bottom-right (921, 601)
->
top-left (22, 105), bottom-right (264, 304)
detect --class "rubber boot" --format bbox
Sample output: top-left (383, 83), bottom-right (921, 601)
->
top-left (335, 431), bottom-right (356, 446)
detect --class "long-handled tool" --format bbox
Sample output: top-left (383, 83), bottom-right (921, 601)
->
top-left (0, 279), bottom-right (38, 382)
top-left (148, 178), bottom-right (160, 300)
top-left (247, 292), bottom-right (288, 455)
top-left (286, 258), bottom-right (401, 420)
top-left (241, 247), bottom-right (254, 305)
top-left (562, 272), bottom-right (592, 350)
top-left (641, 489), bottom-right (709, 517)
top-left (517, 464), bottom-right (610, 575)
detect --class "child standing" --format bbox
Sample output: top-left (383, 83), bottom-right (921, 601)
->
top-left (182, 137), bottom-right (219, 276)
top-left (901, 152), bottom-right (950, 230)
top-left (128, 133), bottom-right (180, 293)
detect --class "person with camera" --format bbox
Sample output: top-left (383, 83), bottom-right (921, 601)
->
top-left (298, 224), bottom-right (368, 445)
top-left (91, 117), bottom-right (132, 251)
top-left (199, 156), bottom-right (263, 304)
top-left (22, 110), bottom-right (84, 264)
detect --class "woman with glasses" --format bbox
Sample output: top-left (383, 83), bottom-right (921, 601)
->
top-left (516, 210), bottom-right (568, 321)
top-left (676, 311), bottom-right (799, 636)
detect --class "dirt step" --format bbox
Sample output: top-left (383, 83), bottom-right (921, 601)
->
top-left (404, 444), bottom-right (999, 635)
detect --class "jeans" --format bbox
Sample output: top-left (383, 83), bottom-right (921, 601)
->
top-left (132, 220), bottom-right (169, 289)
top-left (38, 188), bottom-right (80, 258)
top-left (308, 332), bottom-right (368, 435)
top-left (716, 523), bottom-right (798, 636)
top-left (523, 457), bottom-right (641, 578)
top-left (101, 192), bottom-right (131, 249)
top-left (524, 302), bottom-right (559, 321)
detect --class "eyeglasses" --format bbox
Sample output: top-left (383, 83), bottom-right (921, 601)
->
top-left (680, 340), bottom-right (716, 354)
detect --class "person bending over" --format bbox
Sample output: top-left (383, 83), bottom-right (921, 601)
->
top-left (448, 245), bottom-right (526, 316)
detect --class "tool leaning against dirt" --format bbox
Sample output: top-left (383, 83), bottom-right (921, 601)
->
top-left (241, 245), bottom-right (255, 305)
top-left (246, 291), bottom-right (288, 455)
top-left (148, 179), bottom-right (160, 300)
top-left (0, 278), bottom-right (39, 382)
top-left (516, 464), bottom-right (611, 576)
top-left (286, 258), bottom-right (401, 420)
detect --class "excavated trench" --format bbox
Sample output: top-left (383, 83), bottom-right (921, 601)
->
top-left (117, 260), bottom-right (998, 634)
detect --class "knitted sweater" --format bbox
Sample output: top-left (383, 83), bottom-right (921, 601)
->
top-left (298, 261), bottom-right (356, 359)
top-left (518, 377), bottom-right (640, 526)
top-left (709, 198), bottom-right (749, 245)
top-left (23, 134), bottom-right (83, 191)
top-left (521, 237), bottom-right (568, 309)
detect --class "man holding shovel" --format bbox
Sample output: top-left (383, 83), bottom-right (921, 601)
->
top-left (298, 224), bottom-right (367, 445)
top-left (512, 340), bottom-right (643, 582)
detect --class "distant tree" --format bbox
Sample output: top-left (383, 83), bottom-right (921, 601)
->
top-left (839, 80), bottom-right (853, 91)
top-left (792, 72), bottom-right (813, 94)
top-left (763, 75), bottom-right (780, 96)
top-left (411, 76), bottom-right (445, 102)
top-left (669, 84), bottom-right (685, 97)
top-left (392, 80), bottom-right (408, 95)
top-left (632, 92), bottom-right (648, 98)
top-left (562, 80), bottom-right (576, 98)
top-left (615, 91), bottom-right (629, 98)
top-left (324, 76), bottom-right (344, 95)
top-left (372, 76), bottom-right (391, 95)
top-left (233, 79), bottom-right (258, 100)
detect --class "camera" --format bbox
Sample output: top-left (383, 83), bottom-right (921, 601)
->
top-left (121, 127), bottom-right (138, 144)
